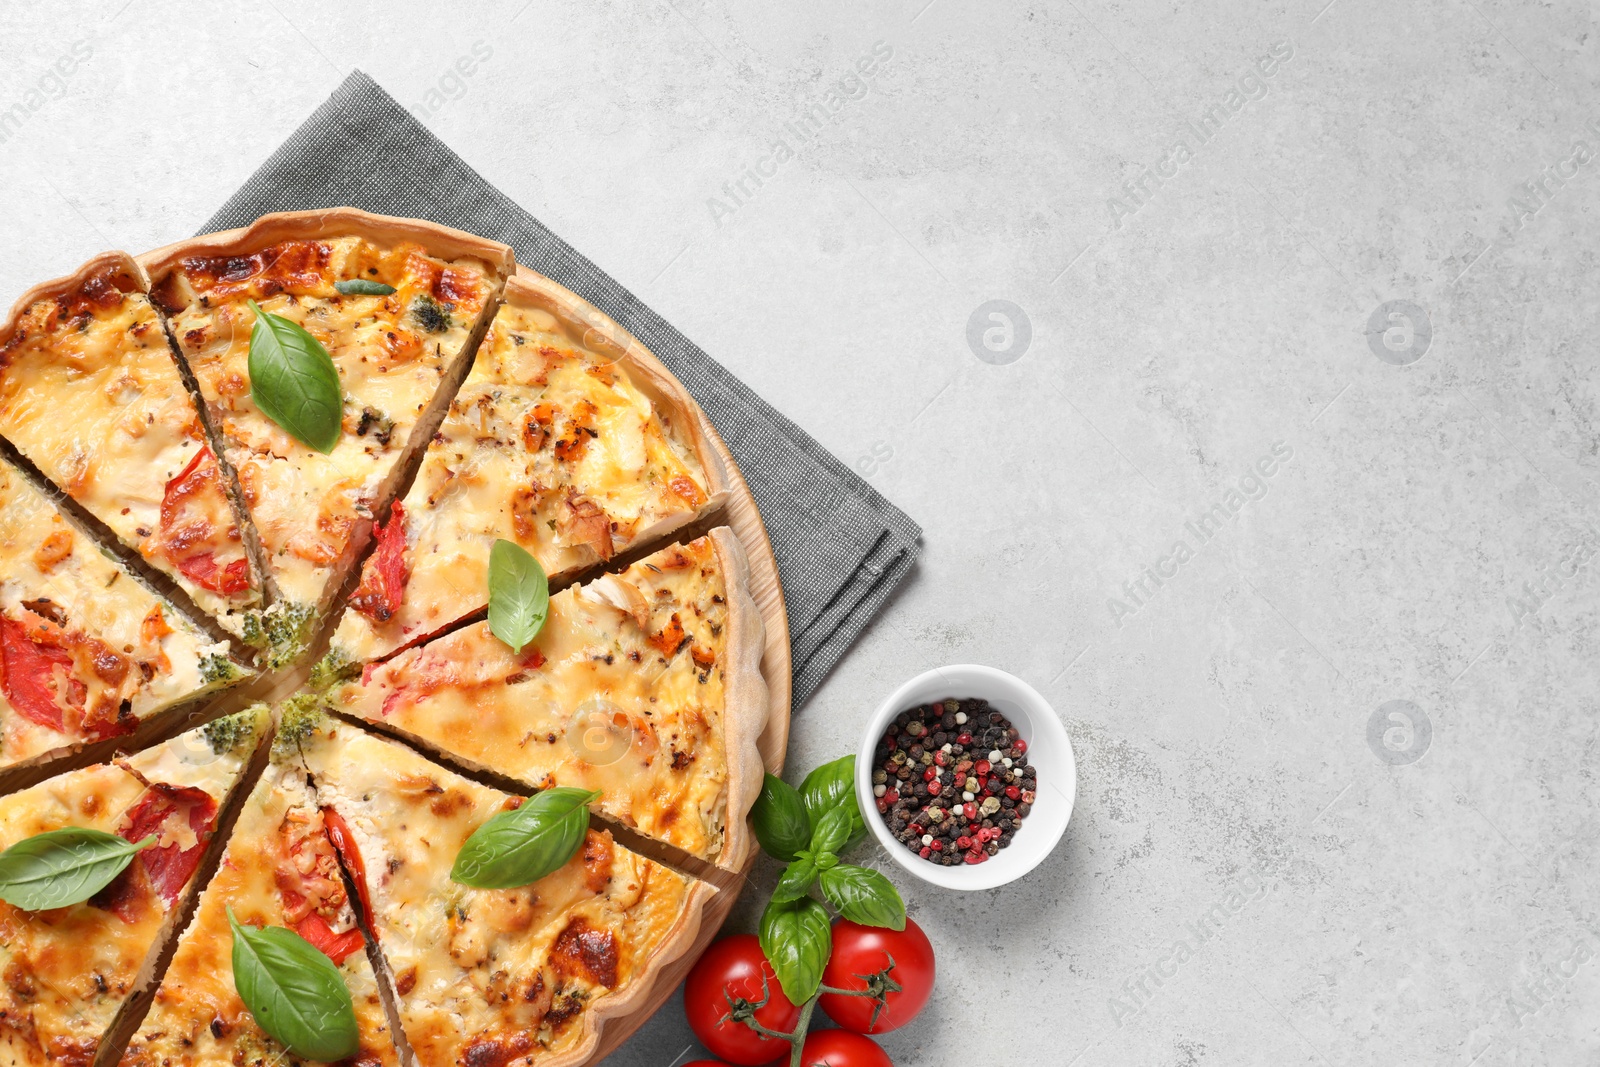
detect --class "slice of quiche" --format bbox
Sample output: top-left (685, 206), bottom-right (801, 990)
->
top-left (324, 266), bottom-right (728, 671)
top-left (0, 707), bottom-right (265, 1067)
top-left (288, 710), bottom-right (707, 1067)
top-left (0, 252), bottom-right (263, 637)
top-left (141, 209), bottom-right (514, 667)
top-left (324, 530), bottom-right (766, 869)
top-left (0, 456), bottom-right (249, 772)
top-left (120, 714), bottom-right (398, 1067)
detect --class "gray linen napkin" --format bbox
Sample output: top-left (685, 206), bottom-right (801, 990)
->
top-left (201, 71), bottom-right (920, 707)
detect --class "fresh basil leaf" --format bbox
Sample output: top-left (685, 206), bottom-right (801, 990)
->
top-left (451, 787), bottom-right (599, 889)
top-left (759, 895), bottom-right (832, 1003)
top-left (751, 773), bottom-right (811, 862)
top-left (0, 828), bottom-right (153, 911)
top-left (228, 907), bottom-right (359, 1061)
top-left (334, 278), bottom-right (396, 296)
top-left (819, 864), bottom-right (907, 931)
top-left (810, 804), bottom-right (854, 856)
top-left (799, 755), bottom-right (855, 825)
top-left (801, 754), bottom-right (869, 854)
top-left (771, 854), bottom-right (818, 904)
top-left (246, 300), bottom-right (342, 453)
top-left (486, 539), bottom-right (549, 654)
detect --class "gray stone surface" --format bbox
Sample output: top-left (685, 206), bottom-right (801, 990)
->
top-left (3, 1), bottom-right (1598, 1063)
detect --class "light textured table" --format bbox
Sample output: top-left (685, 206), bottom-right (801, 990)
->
top-left (3, 2), bottom-right (1598, 1063)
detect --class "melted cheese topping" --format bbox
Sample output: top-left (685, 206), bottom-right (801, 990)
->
top-left (154, 237), bottom-right (499, 616)
top-left (0, 718), bottom-right (257, 1067)
top-left (327, 298), bottom-right (712, 664)
top-left (121, 759), bottom-right (397, 1067)
top-left (297, 722), bottom-right (689, 1066)
top-left (0, 264), bottom-right (258, 634)
top-left (330, 536), bottom-right (732, 861)
top-left (0, 459), bottom-right (242, 768)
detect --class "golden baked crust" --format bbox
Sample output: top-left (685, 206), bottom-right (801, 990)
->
top-left (0, 710), bottom-right (263, 1067)
top-left (0, 457), bottom-right (247, 770)
top-left (325, 265), bottom-right (730, 667)
top-left (294, 715), bottom-right (709, 1067)
top-left (139, 210), bottom-right (514, 666)
top-left (0, 253), bottom-right (261, 636)
top-left (326, 530), bottom-right (766, 868)
top-left (138, 209), bottom-right (517, 286)
top-left (120, 741), bottom-right (398, 1067)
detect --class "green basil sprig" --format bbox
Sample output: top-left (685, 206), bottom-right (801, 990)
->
top-left (228, 907), bottom-right (359, 1061)
top-left (800, 755), bottom-right (867, 852)
top-left (759, 895), bottom-right (832, 1003)
top-left (0, 828), bottom-right (153, 910)
top-left (333, 279), bottom-right (396, 296)
top-left (452, 787), bottom-right (599, 889)
top-left (771, 854), bottom-right (819, 904)
top-left (246, 300), bottom-right (343, 454)
top-left (486, 539), bottom-right (549, 655)
top-left (751, 773), bottom-right (811, 862)
top-left (749, 753), bottom-right (909, 1009)
top-left (808, 804), bottom-right (855, 856)
top-left (819, 864), bottom-right (906, 930)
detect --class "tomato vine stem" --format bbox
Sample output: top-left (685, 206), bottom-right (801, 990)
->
top-left (730, 959), bottom-right (903, 1066)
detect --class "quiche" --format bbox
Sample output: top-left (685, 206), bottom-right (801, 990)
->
top-left (0, 252), bottom-right (262, 636)
top-left (0, 707), bottom-right (265, 1067)
top-left (325, 266), bottom-right (728, 670)
top-left (324, 530), bottom-right (765, 868)
top-left (291, 710), bottom-right (708, 1067)
top-left (0, 207), bottom-right (778, 1066)
top-left (141, 210), bottom-right (514, 666)
top-left (0, 455), bottom-right (248, 771)
top-left (120, 716), bottom-right (399, 1067)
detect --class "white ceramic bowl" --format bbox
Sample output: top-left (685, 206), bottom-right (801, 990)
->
top-left (855, 664), bottom-right (1076, 891)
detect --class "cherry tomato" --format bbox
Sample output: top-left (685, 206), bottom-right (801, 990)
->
top-left (818, 918), bottom-right (935, 1035)
top-left (684, 934), bottom-right (802, 1065)
top-left (798, 1029), bottom-right (894, 1067)
top-left (683, 1062), bottom-right (733, 1067)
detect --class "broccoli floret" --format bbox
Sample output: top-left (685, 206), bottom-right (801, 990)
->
top-left (309, 647), bottom-right (357, 690)
top-left (409, 294), bottom-right (452, 333)
top-left (198, 653), bottom-right (240, 686)
top-left (272, 693), bottom-right (325, 757)
top-left (204, 706), bottom-right (263, 755)
top-left (261, 602), bottom-right (315, 671)
top-left (241, 611), bottom-right (266, 649)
